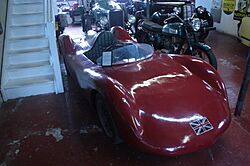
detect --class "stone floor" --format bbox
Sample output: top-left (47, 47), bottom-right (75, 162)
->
top-left (0, 27), bottom-right (250, 166)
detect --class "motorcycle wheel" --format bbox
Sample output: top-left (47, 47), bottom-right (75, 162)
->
top-left (192, 45), bottom-right (217, 70)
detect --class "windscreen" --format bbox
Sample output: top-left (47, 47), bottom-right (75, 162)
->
top-left (97, 43), bottom-right (154, 66)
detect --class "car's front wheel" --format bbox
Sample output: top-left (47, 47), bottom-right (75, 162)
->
top-left (95, 94), bottom-right (122, 144)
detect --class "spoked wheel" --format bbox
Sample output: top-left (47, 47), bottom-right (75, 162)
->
top-left (192, 45), bottom-right (217, 70)
top-left (95, 94), bottom-right (122, 144)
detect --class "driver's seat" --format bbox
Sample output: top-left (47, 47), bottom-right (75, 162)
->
top-left (84, 31), bottom-right (117, 63)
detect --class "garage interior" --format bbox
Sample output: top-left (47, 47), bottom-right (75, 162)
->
top-left (1, 0), bottom-right (250, 165)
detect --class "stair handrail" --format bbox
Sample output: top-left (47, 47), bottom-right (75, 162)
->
top-left (44, 0), bottom-right (64, 94)
top-left (0, 0), bottom-right (10, 101)
top-left (45, 0), bottom-right (55, 23)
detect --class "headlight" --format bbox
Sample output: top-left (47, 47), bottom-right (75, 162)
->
top-left (173, 7), bottom-right (182, 14)
top-left (197, 6), bottom-right (206, 14)
top-left (100, 16), bottom-right (108, 26)
top-left (192, 18), bottom-right (201, 31)
top-left (128, 15), bottom-right (136, 24)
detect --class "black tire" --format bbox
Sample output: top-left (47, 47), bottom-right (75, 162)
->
top-left (95, 94), bottom-right (122, 144)
top-left (192, 45), bottom-right (217, 70)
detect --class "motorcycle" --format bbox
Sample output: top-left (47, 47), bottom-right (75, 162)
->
top-left (134, 0), bottom-right (214, 41)
top-left (136, 8), bottom-right (217, 69)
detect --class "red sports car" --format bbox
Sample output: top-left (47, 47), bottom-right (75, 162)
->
top-left (58, 27), bottom-right (231, 156)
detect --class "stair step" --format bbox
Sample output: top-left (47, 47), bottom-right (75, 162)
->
top-left (9, 34), bottom-right (46, 40)
top-left (8, 60), bottom-right (50, 69)
top-left (8, 37), bottom-right (49, 53)
top-left (11, 3), bottom-right (44, 15)
top-left (10, 22), bottom-right (45, 27)
top-left (3, 76), bottom-right (55, 100)
top-left (9, 50), bottom-right (50, 66)
top-left (8, 46), bottom-right (49, 54)
top-left (12, 11), bottom-right (43, 15)
top-left (12, 0), bottom-right (43, 5)
top-left (8, 49), bottom-right (50, 57)
top-left (12, 2), bottom-right (43, 5)
top-left (9, 24), bottom-right (45, 39)
top-left (10, 13), bottom-right (44, 26)
top-left (7, 65), bottom-right (53, 80)
top-left (5, 75), bottom-right (54, 88)
top-left (9, 24), bottom-right (46, 39)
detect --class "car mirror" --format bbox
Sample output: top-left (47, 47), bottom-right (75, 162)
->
top-left (101, 51), bottom-right (112, 67)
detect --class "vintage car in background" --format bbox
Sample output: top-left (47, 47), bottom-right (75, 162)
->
top-left (69, 2), bottom-right (84, 24)
top-left (58, 27), bottom-right (231, 156)
top-left (57, 0), bottom-right (77, 12)
top-left (92, 0), bottom-right (124, 30)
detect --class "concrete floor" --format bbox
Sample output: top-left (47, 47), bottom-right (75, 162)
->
top-left (1, 28), bottom-right (250, 166)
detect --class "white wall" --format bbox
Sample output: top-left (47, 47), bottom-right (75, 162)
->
top-left (196, 0), bottom-right (240, 36)
top-left (196, 0), bottom-right (212, 12)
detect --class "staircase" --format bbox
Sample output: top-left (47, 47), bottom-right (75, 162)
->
top-left (1, 0), bottom-right (64, 101)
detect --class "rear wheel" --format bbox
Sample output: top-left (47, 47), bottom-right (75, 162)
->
top-left (95, 94), bottom-right (122, 144)
top-left (192, 45), bottom-right (217, 70)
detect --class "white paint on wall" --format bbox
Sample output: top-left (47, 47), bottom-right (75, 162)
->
top-left (196, 0), bottom-right (240, 36)
top-left (196, 0), bottom-right (212, 12)
top-left (214, 13), bottom-right (239, 36)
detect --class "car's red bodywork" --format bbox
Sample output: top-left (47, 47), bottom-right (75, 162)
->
top-left (58, 27), bottom-right (231, 156)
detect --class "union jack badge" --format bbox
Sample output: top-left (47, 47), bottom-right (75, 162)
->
top-left (189, 117), bottom-right (213, 135)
